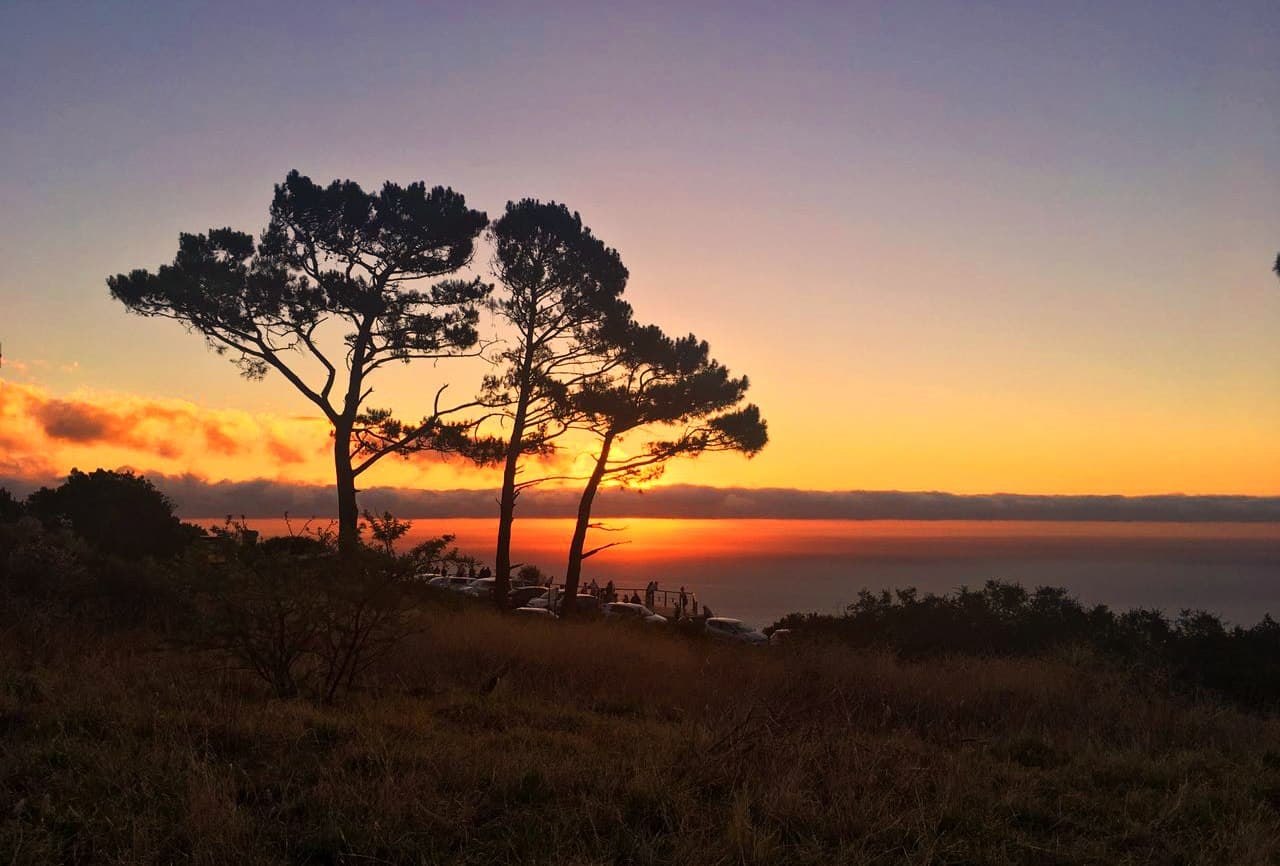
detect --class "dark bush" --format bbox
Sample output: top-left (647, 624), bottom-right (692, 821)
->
top-left (773, 580), bottom-right (1280, 711)
top-left (25, 469), bottom-right (202, 560)
top-left (0, 487), bottom-right (23, 522)
top-left (182, 522), bottom-right (420, 701)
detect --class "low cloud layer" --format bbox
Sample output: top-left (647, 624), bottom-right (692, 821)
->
top-left (3, 472), bottom-right (1276, 523)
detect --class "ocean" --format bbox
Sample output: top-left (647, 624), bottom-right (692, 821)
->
top-left (197, 517), bottom-right (1280, 629)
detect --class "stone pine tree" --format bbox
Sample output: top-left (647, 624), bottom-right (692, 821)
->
top-left (108, 171), bottom-right (491, 557)
top-left (560, 323), bottom-right (768, 614)
top-left (484, 200), bottom-right (631, 607)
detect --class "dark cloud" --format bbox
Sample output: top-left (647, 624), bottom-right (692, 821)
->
top-left (33, 399), bottom-right (115, 442)
top-left (14, 386), bottom-right (315, 465)
top-left (4, 472), bottom-right (1274, 523)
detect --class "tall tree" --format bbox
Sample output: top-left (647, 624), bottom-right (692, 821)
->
top-left (560, 324), bottom-right (768, 613)
top-left (108, 171), bottom-right (490, 556)
top-left (484, 200), bottom-right (631, 607)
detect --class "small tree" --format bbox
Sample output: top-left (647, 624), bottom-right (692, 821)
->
top-left (362, 509), bottom-right (412, 555)
top-left (560, 324), bottom-right (767, 613)
top-left (484, 200), bottom-right (631, 606)
top-left (108, 171), bottom-right (491, 556)
top-left (25, 468), bottom-right (198, 559)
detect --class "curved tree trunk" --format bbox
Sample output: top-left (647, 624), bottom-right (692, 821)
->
top-left (561, 430), bottom-right (615, 618)
top-left (494, 344), bottom-right (535, 609)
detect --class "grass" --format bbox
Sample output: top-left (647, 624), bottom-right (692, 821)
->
top-left (4, 602), bottom-right (1280, 864)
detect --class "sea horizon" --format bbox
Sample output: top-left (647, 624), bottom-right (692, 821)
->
top-left (196, 516), bottom-right (1280, 630)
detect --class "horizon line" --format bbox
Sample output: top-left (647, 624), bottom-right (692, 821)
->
top-left (6, 474), bottom-right (1278, 523)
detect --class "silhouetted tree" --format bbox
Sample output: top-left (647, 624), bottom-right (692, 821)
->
top-left (484, 200), bottom-right (631, 607)
top-left (25, 468), bottom-right (197, 559)
top-left (559, 324), bottom-right (767, 613)
top-left (0, 488), bottom-right (23, 523)
top-left (108, 171), bottom-right (491, 556)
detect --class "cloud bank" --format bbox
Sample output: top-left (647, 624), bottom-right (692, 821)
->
top-left (2, 472), bottom-right (1276, 523)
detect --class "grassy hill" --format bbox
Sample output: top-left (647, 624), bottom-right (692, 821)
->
top-left (4, 600), bottom-right (1280, 865)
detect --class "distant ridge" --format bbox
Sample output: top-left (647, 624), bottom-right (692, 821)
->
top-left (4, 474), bottom-right (1277, 522)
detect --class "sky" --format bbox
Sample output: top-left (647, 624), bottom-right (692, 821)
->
top-left (1, 0), bottom-right (1278, 512)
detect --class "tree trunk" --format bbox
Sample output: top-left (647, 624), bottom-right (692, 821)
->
top-left (493, 336), bottom-right (537, 610)
top-left (561, 430), bottom-right (615, 618)
top-left (334, 421), bottom-right (359, 558)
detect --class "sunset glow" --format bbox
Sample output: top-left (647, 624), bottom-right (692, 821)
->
top-left (2, 3), bottom-right (1277, 509)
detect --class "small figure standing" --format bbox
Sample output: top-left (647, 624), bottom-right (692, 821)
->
top-left (678, 586), bottom-right (688, 617)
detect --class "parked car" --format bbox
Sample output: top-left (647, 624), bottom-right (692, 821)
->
top-left (462, 577), bottom-right (497, 599)
top-left (507, 586), bottom-right (548, 609)
top-left (555, 594), bottom-right (602, 616)
top-left (512, 606), bottom-right (556, 619)
top-left (705, 617), bottom-right (768, 645)
top-left (768, 628), bottom-right (794, 646)
top-left (442, 576), bottom-right (476, 591)
top-left (602, 602), bottom-right (667, 624)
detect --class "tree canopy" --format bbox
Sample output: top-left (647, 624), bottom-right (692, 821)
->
top-left (25, 469), bottom-right (199, 559)
top-left (108, 170), bottom-right (492, 554)
top-left (559, 321), bottom-right (767, 610)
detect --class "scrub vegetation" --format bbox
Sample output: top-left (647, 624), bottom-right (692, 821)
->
top-left (3, 479), bottom-right (1280, 865)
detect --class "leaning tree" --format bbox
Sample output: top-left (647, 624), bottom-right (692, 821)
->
top-left (559, 322), bottom-right (768, 614)
top-left (484, 199), bottom-right (632, 607)
top-left (109, 171), bottom-right (491, 556)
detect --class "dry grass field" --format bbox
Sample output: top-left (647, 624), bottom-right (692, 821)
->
top-left (4, 602), bottom-right (1280, 865)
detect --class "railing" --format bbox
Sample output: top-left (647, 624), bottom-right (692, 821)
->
top-left (547, 584), bottom-right (708, 617)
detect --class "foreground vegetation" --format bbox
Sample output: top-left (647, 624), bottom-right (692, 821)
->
top-left (5, 476), bottom-right (1280, 863)
top-left (5, 597), bottom-right (1280, 864)
top-left (775, 582), bottom-right (1280, 713)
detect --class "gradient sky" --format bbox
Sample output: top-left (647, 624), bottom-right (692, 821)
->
top-left (2, 1), bottom-right (1277, 498)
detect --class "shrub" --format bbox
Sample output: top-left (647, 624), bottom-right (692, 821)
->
top-left (182, 522), bottom-right (419, 701)
top-left (773, 580), bottom-right (1280, 711)
top-left (24, 469), bottom-right (202, 560)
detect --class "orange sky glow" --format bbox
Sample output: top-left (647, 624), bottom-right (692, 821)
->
top-left (2, 5), bottom-right (1278, 505)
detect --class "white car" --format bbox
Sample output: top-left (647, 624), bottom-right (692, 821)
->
top-left (462, 577), bottom-right (497, 598)
top-left (525, 591), bottom-right (551, 609)
top-left (705, 617), bottom-right (768, 645)
top-left (427, 575), bottom-right (476, 591)
top-left (602, 602), bottom-right (667, 624)
top-left (512, 606), bottom-right (556, 619)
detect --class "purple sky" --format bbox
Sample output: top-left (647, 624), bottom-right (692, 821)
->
top-left (2, 1), bottom-right (1277, 496)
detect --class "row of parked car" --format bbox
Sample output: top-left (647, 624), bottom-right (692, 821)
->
top-left (418, 572), bottom-right (774, 645)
